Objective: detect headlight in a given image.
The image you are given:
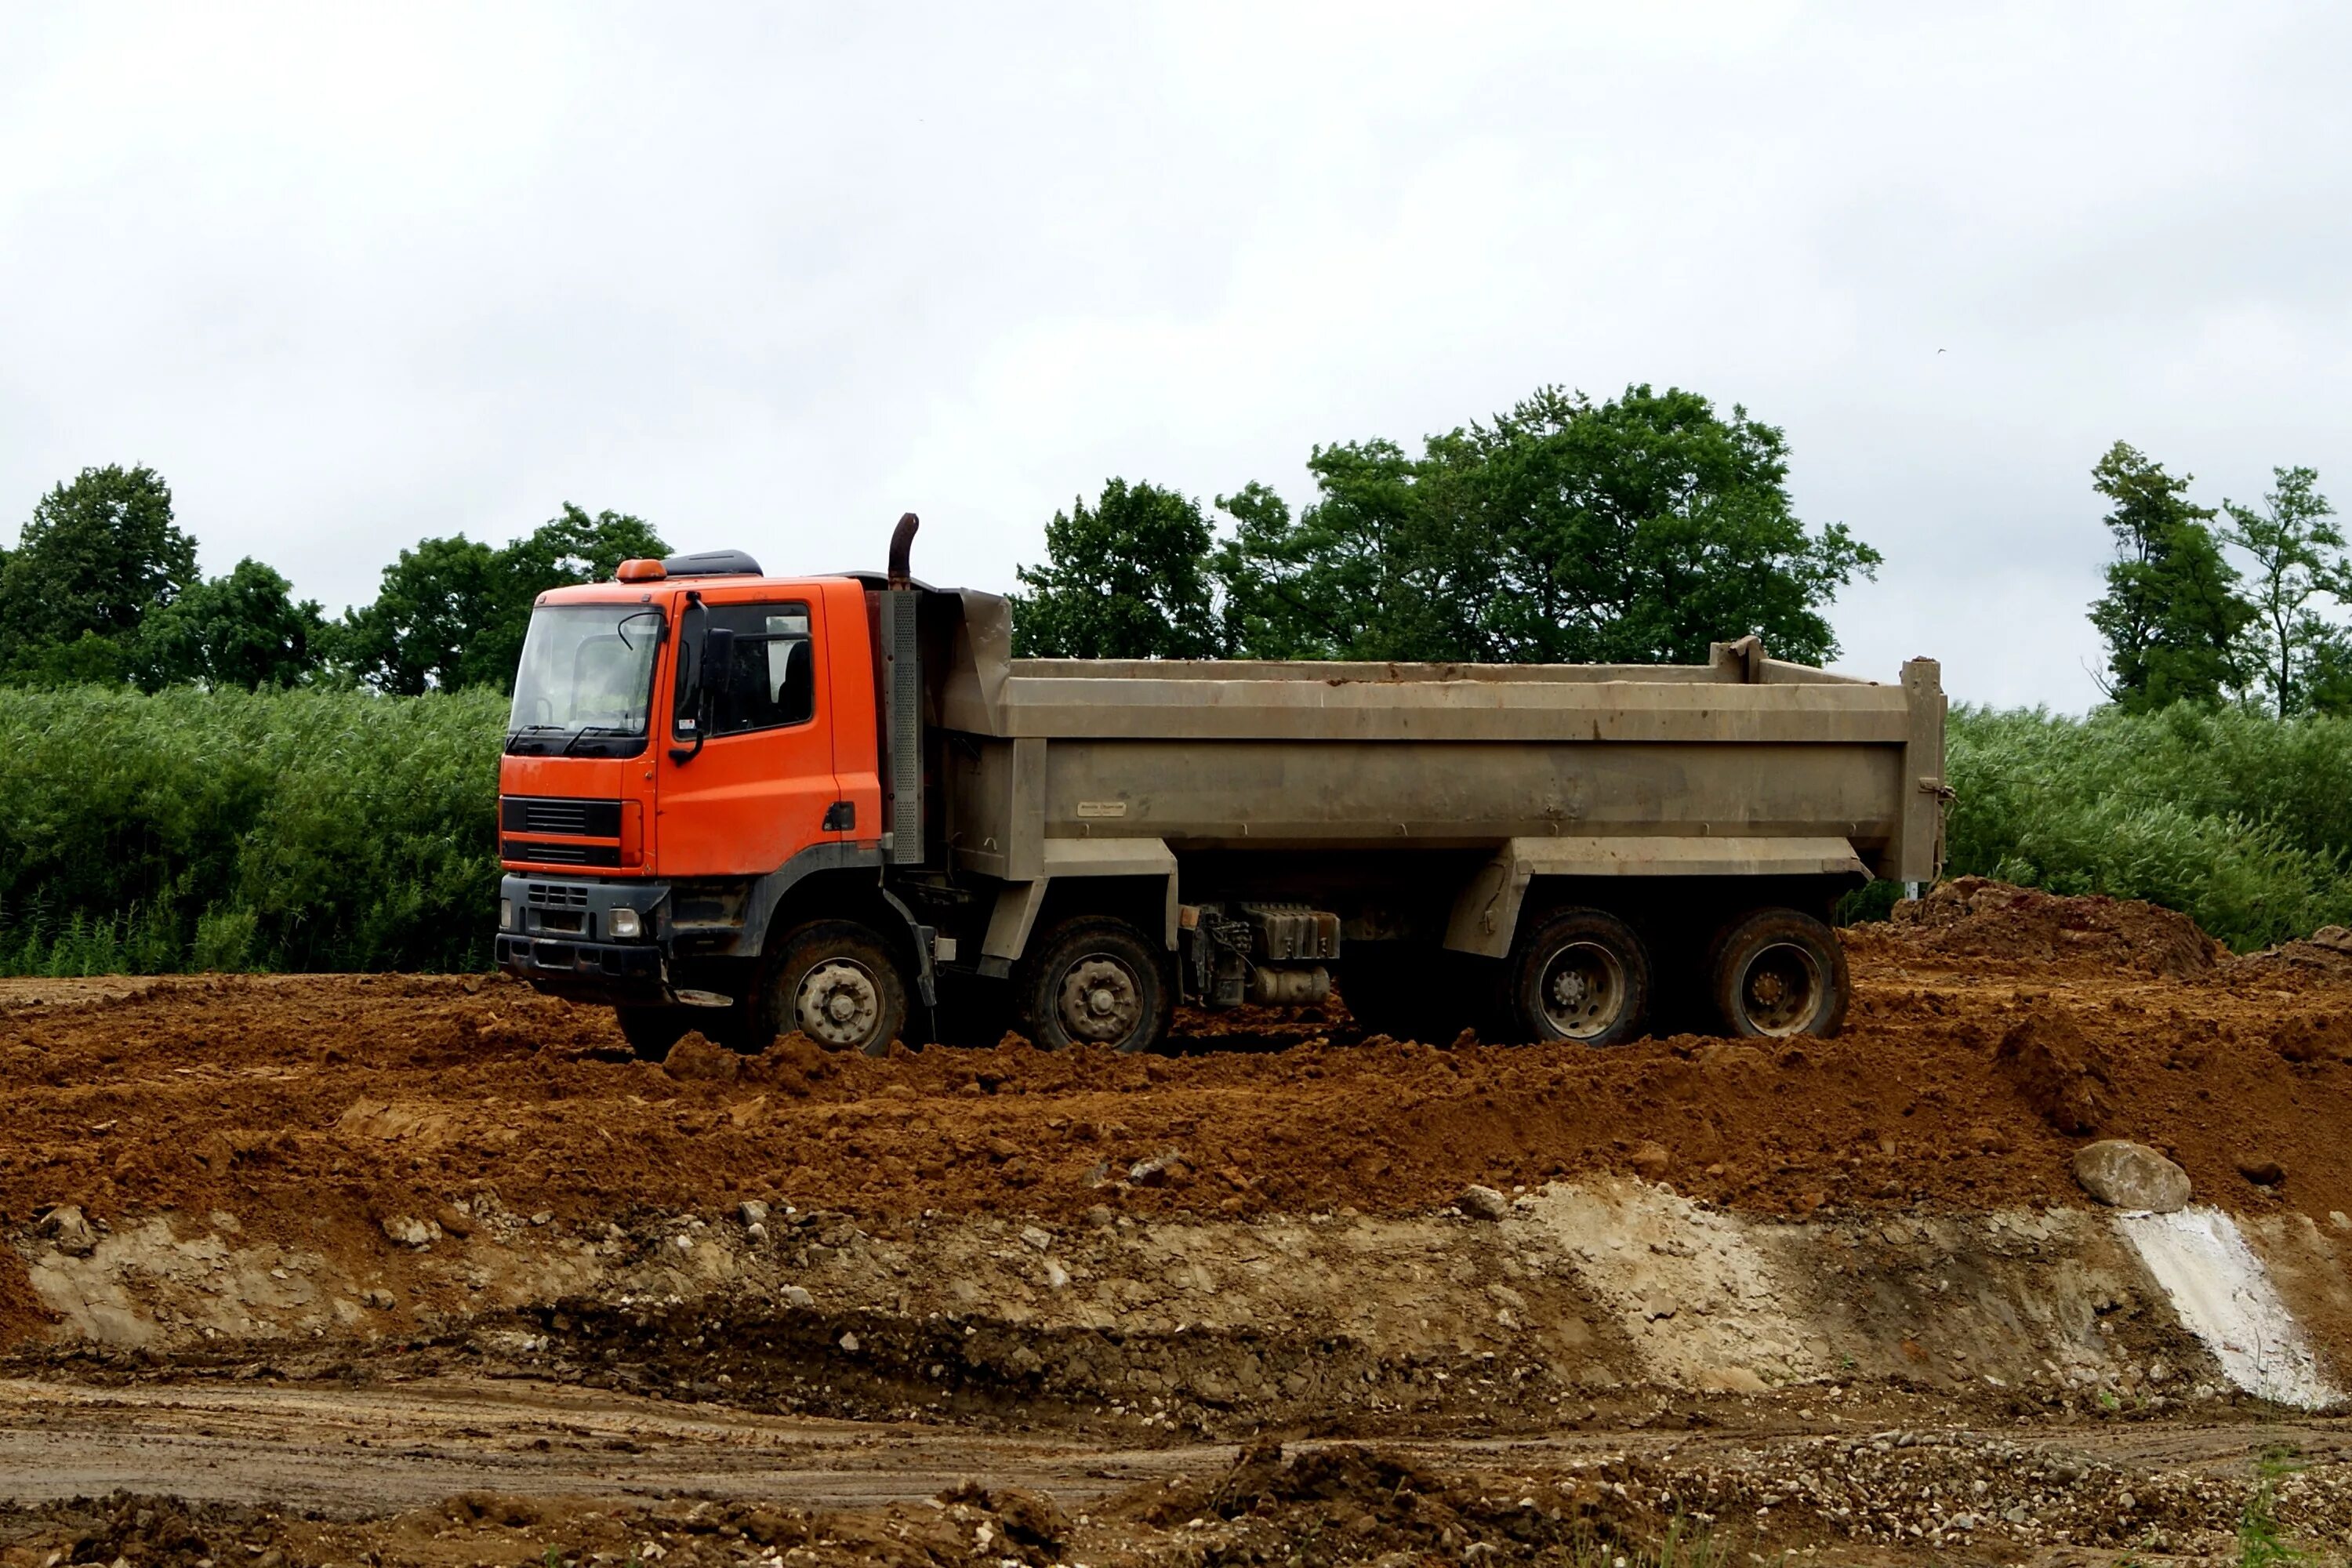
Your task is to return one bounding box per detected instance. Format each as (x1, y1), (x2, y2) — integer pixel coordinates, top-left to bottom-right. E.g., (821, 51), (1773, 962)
(499, 898), (514, 931)
(609, 908), (642, 939)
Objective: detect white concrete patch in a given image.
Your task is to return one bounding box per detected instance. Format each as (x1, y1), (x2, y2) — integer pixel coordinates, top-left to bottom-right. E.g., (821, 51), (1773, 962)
(1527, 1178), (1819, 1391)
(2117, 1206), (2344, 1410)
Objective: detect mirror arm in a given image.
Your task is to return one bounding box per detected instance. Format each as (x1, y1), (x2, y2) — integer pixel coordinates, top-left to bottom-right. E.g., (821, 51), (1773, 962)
(668, 590), (708, 764)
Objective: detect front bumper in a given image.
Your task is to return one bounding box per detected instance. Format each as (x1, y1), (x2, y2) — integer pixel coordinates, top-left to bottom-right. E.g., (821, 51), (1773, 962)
(495, 932), (666, 1004)
(496, 873), (669, 1005)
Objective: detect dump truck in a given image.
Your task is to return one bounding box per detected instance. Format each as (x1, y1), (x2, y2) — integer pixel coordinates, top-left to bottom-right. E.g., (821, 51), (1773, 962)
(495, 517), (1946, 1058)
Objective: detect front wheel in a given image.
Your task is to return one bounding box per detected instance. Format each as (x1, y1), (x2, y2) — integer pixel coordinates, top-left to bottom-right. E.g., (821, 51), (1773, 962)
(760, 920), (912, 1056)
(1502, 907), (1651, 1046)
(1018, 916), (1172, 1053)
(1708, 908), (1848, 1038)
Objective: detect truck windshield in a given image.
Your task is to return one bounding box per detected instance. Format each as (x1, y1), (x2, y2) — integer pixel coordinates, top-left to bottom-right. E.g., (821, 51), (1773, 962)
(506, 605), (665, 757)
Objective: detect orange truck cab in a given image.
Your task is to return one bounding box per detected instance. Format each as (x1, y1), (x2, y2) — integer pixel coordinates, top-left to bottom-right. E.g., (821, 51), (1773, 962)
(495, 542), (920, 1058)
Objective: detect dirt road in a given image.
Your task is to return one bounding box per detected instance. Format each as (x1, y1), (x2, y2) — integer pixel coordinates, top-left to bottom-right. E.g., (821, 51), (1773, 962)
(2, 1372), (2348, 1564)
(0, 1374), (1214, 1512)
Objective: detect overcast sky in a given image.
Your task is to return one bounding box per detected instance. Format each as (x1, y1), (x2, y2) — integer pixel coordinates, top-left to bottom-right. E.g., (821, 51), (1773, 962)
(3, 3), (2347, 709)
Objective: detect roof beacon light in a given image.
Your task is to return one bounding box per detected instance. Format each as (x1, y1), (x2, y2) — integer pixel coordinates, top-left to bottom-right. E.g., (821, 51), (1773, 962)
(615, 558), (667, 583)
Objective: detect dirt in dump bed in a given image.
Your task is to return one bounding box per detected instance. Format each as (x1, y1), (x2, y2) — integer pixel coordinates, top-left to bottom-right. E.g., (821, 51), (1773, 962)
(5, 882), (2352, 1344)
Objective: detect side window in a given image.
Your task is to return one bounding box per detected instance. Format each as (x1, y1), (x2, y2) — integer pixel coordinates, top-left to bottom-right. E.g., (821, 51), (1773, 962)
(706, 603), (816, 738)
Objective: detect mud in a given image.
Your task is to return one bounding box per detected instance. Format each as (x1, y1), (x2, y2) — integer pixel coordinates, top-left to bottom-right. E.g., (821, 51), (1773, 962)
(1, 1389), (2347, 1564)
(6, 884), (2352, 1563)
(10, 906), (2352, 1287)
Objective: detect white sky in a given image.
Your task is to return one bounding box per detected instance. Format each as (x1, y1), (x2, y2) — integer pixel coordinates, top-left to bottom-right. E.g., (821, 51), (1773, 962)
(3, 2), (2347, 710)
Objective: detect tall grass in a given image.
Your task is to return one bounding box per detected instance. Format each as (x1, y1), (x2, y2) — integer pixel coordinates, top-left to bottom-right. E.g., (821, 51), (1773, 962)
(3, 688), (2349, 972)
(0, 685), (505, 974)
(1945, 704), (2352, 951)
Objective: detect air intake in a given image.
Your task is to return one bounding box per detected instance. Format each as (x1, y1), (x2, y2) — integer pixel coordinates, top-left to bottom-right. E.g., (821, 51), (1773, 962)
(661, 550), (764, 578)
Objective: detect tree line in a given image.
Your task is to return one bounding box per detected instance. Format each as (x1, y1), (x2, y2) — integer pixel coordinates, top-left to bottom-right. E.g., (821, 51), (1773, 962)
(1011, 383), (1883, 665)
(7, 382), (2352, 975)
(2086, 442), (2344, 718)
(0, 464), (666, 695)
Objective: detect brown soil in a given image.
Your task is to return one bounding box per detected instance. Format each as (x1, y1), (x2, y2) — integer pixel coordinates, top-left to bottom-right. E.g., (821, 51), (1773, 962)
(6, 882), (2352, 1352)
(10, 885), (2352, 1566)
(0, 1410), (2343, 1568)
(1873, 876), (2230, 978)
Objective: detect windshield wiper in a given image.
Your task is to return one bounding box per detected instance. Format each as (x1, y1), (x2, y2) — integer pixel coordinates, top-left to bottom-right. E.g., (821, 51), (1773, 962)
(505, 724), (567, 755)
(559, 724), (640, 757)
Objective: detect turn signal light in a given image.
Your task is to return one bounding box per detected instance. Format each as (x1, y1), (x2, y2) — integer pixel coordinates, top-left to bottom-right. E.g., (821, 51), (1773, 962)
(615, 557), (666, 583)
(619, 799), (644, 866)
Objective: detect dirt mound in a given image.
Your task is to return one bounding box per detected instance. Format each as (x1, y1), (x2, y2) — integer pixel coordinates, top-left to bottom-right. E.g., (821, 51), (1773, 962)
(1134, 1440), (1650, 1561)
(2249, 923), (2352, 981)
(8, 920), (2352, 1353)
(1996, 1009), (2116, 1134)
(1864, 876), (2227, 977)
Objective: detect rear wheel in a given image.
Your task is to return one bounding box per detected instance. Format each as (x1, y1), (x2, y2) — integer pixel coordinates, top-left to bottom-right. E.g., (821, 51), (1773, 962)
(1018, 916), (1172, 1053)
(1708, 908), (1848, 1038)
(1502, 907), (1651, 1046)
(614, 1005), (693, 1062)
(758, 920), (911, 1056)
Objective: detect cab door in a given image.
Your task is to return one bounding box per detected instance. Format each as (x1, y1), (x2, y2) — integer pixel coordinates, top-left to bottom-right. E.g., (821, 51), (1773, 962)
(654, 589), (846, 879)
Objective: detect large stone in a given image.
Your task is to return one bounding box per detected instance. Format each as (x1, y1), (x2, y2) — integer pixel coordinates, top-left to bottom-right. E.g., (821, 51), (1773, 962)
(1457, 1185), (1510, 1221)
(2072, 1140), (2192, 1213)
(380, 1214), (438, 1248)
(40, 1205), (98, 1258)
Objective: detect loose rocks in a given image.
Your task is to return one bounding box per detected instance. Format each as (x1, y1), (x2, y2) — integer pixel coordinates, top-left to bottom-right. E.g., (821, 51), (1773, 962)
(1458, 1185), (1510, 1221)
(38, 1206), (97, 1258)
(380, 1214), (437, 1248)
(2072, 1140), (2192, 1212)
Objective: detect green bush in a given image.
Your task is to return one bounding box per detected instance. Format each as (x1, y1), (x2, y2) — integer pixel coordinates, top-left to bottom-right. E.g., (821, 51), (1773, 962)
(5, 686), (2350, 972)
(0, 685), (505, 975)
(1945, 704), (2352, 951)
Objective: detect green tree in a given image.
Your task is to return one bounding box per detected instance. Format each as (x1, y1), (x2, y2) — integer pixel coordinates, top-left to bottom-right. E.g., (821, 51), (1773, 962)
(1211, 462), (1439, 659)
(1010, 480), (1223, 658)
(134, 558), (328, 691)
(337, 504), (666, 694)
(1217, 385), (1878, 664)
(2088, 442), (2255, 711)
(336, 535), (499, 695)
(0, 464), (197, 683)
(2220, 466), (2342, 717)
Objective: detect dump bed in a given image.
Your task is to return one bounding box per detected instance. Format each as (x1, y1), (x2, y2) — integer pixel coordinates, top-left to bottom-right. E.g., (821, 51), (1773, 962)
(926, 593), (1944, 897)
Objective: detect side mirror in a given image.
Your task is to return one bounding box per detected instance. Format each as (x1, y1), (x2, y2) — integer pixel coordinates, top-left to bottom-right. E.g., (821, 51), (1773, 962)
(701, 627), (737, 695)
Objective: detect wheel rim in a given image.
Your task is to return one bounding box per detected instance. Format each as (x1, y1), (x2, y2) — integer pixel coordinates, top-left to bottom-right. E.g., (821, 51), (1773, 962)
(794, 958), (883, 1047)
(1739, 941), (1824, 1036)
(1537, 940), (1628, 1040)
(1056, 953), (1144, 1045)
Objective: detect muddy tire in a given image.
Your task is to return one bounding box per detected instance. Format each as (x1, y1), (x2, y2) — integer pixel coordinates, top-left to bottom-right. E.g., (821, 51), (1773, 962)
(1018, 916), (1172, 1053)
(613, 1005), (693, 1062)
(757, 920), (911, 1056)
(1501, 907), (1651, 1045)
(1707, 907), (1848, 1038)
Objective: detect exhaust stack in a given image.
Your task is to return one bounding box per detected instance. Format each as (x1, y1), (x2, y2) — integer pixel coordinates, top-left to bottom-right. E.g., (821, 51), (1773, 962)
(887, 512), (920, 590)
